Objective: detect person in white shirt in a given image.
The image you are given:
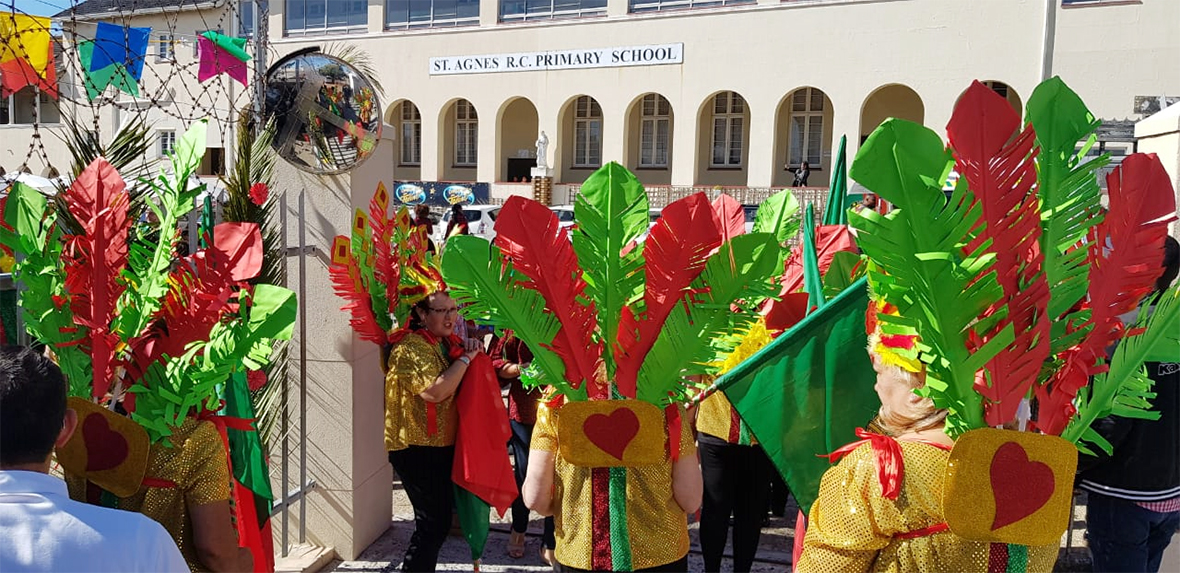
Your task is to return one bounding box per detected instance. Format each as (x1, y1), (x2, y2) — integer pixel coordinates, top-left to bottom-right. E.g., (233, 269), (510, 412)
(0, 346), (188, 573)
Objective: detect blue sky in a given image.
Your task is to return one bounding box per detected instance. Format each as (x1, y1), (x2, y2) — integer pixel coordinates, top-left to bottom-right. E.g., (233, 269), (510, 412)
(7, 0), (68, 17)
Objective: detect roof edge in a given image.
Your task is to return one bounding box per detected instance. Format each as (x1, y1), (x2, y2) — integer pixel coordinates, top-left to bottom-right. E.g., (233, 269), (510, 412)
(54, 0), (222, 21)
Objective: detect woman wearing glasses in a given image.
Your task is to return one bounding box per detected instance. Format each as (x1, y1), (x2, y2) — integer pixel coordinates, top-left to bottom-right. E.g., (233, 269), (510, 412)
(385, 291), (482, 572)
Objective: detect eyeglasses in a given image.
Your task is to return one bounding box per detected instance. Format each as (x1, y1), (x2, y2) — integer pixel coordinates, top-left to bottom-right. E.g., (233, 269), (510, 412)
(428, 307), (460, 317)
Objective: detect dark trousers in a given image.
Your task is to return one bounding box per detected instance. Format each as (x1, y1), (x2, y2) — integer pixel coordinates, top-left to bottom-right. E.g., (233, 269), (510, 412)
(556, 555), (689, 572)
(389, 446), (455, 572)
(1087, 491), (1180, 572)
(509, 419), (557, 549)
(698, 434), (773, 573)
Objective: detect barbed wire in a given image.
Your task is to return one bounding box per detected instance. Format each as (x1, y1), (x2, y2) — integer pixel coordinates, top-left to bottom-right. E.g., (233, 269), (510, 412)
(1, 0), (278, 176)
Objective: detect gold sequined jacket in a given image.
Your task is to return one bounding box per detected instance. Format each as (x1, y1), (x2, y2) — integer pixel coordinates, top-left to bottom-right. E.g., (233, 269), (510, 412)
(384, 331), (457, 451)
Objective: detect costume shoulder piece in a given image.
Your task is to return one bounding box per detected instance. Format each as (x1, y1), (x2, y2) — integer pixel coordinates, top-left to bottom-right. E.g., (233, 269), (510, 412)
(0, 121), (297, 496)
(850, 78), (1178, 561)
(328, 181), (444, 345)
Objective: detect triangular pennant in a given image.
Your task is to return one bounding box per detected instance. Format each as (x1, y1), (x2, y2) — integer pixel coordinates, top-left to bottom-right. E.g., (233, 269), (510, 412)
(0, 13), (51, 77)
(79, 39), (139, 100)
(197, 32), (250, 86)
(88, 21), (149, 81)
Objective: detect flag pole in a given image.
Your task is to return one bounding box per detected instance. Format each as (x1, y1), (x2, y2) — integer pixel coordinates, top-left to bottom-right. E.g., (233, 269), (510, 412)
(1040, 0), (1057, 82)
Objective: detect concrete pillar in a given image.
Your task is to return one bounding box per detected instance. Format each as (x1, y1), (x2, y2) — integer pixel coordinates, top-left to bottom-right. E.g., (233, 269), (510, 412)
(670, 98), (698, 186)
(607, 0), (629, 18)
(367, 0), (385, 33)
(477, 108), (497, 184)
(420, 102), (441, 182)
(272, 154), (393, 561)
(1135, 105), (1180, 236)
(480, 0), (499, 27)
(747, 98), (776, 188)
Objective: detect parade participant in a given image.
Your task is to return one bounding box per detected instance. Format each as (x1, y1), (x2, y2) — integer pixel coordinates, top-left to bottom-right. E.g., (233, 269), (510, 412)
(439, 163), (784, 571)
(489, 331), (556, 564)
(445, 204), (469, 239)
(0, 123), (296, 573)
(696, 380), (774, 573)
(798, 79), (1178, 572)
(329, 182), (515, 570)
(385, 291), (481, 571)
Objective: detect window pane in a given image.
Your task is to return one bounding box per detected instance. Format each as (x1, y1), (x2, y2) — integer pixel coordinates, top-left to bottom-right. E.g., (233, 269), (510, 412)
(409, 0), (432, 23)
(655, 119), (669, 165)
(641, 119), (654, 165)
(327, 0), (348, 26)
(349, 0), (368, 26)
(642, 95), (654, 116)
(240, 1), (254, 36)
(789, 116), (805, 166)
(792, 90), (806, 112)
(575, 122), (587, 164)
(590, 99), (602, 118)
(434, 0), (458, 20)
(387, 0), (409, 24)
(731, 93), (744, 114)
(714, 93), (726, 115)
(657, 95), (670, 116)
(458, 0), (480, 19)
(810, 88), (825, 112)
(306, 0), (325, 28)
(807, 116), (823, 165)
(729, 117), (743, 165)
(712, 118), (725, 165)
(589, 120), (601, 165)
(287, 0), (305, 30)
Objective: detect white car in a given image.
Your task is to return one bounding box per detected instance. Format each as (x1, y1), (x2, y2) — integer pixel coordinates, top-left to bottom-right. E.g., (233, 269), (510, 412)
(432, 205), (501, 246)
(549, 205), (577, 232)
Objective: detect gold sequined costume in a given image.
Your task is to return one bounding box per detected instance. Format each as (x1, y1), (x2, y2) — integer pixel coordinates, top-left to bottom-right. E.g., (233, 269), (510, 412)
(532, 401), (697, 570)
(384, 331), (456, 451)
(796, 439), (1057, 573)
(67, 417), (232, 572)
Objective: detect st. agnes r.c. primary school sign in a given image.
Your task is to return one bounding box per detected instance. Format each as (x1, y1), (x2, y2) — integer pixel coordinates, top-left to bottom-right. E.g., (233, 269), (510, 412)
(429, 43), (684, 75)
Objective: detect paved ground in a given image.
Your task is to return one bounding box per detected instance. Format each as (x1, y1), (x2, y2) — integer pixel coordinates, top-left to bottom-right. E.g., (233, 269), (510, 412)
(321, 478), (1180, 573)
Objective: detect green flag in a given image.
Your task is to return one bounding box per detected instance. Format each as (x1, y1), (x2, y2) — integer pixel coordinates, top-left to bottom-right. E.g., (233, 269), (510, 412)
(714, 277), (879, 513)
(822, 135), (849, 226)
(453, 485), (491, 562)
(802, 204), (825, 311)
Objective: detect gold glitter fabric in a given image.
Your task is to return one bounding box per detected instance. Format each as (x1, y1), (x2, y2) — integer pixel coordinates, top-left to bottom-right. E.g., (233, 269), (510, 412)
(796, 439), (1057, 573)
(696, 392), (757, 445)
(384, 332), (456, 451)
(67, 417), (232, 573)
(532, 401), (697, 570)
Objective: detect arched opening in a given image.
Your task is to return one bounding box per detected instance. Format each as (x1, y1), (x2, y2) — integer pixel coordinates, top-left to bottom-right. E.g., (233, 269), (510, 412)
(496, 97), (539, 183)
(956, 81), (1022, 114)
(695, 90), (749, 187)
(624, 93), (674, 186)
(386, 99), (422, 181)
(860, 84), (924, 146)
(774, 87), (834, 187)
(438, 98), (478, 182)
(558, 95), (603, 184)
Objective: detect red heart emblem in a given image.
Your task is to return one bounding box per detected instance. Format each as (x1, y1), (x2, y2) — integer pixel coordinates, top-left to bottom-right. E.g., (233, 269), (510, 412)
(990, 441), (1055, 530)
(583, 408), (640, 461)
(82, 413), (129, 473)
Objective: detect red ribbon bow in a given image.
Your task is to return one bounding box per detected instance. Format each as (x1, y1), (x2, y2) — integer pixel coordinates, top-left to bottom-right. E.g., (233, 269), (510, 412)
(822, 427), (905, 500)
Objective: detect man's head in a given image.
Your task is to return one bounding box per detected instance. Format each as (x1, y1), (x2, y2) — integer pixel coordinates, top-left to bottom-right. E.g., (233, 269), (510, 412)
(1157, 235), (1179, 293)
(0, 346), (77, 470)
(863, 193), (878, 209)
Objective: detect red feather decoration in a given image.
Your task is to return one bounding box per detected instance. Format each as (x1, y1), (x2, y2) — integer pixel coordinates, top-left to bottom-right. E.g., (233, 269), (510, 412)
(947, 81), (1050, 426)
(328, 237), (388, 345)
(61, 158), (130, 399)
(712, 194), (745, 246)
(493, 196), (601, 390)
(125, 223), (265, 384)
(778, 225), (857, 296)
(613, 193), (722, 398)
(1037, 153), (1177, 435)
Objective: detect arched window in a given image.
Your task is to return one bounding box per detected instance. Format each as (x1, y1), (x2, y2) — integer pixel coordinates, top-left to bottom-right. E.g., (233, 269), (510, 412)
(574, 96), (602, 168)
(788, 87), (825, 168)
(639, 94), (671, 168)
(454, 99), (478, 166)
(711, 91), (744, 167)
(400, 102), (421, 166)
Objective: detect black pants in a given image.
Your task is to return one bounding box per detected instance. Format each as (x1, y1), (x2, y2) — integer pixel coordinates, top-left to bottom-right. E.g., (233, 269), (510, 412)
(556, 555), (689, 572)
(509, 419), (556, 549)
(389, 446), (455, 572)
(698, 434), (773, 573)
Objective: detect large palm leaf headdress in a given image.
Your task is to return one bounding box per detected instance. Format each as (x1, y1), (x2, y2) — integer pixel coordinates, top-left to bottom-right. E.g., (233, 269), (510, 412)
(849, 78), (1178, 553)
(439, 162), (783, 406)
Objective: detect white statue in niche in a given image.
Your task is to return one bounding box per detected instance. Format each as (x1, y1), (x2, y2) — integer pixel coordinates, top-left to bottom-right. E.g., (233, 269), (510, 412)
(535, 131), (549, 170)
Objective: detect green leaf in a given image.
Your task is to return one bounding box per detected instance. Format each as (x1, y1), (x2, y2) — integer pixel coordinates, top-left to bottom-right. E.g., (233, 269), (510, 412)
(172, 120), (208, 180)
(637, 233), (781, 405)
(1, 183), (48, 254)
(1027, 77), (1106, 334)
(1063, 287), (1180, 445)
(753, 189), (801, 270)
(571, 163), (649, 378)
(248, 285), (298, 341)
(822, 251), (866, 299)
(441, 235), (586, 401)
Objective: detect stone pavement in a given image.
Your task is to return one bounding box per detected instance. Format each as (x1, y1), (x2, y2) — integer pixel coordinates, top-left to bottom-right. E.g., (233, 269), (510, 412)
(319, 478), (1180, 573)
